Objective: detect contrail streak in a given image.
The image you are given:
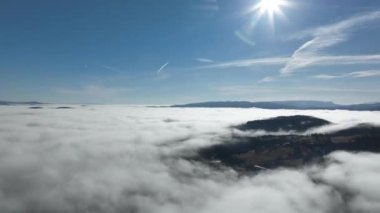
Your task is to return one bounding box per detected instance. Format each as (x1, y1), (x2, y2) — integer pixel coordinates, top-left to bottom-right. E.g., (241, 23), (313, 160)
(157, 62), (169, 73)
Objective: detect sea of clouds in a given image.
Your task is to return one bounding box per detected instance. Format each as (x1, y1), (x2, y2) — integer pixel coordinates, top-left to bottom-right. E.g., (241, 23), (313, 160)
(0, 105), (380, 213)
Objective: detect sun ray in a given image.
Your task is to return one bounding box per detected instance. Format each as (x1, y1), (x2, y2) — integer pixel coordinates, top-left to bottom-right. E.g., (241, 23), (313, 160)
(250, 0), (289, 21)
(247, 0), (290, 31)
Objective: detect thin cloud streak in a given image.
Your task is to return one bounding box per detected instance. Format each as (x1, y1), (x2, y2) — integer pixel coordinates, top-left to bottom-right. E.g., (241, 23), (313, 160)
(154, 62), (171, 81)
(195, 54), (380, 70)
(281, 11), (380, 74)
(313, 70), (380, 79)
(260, 76), (276, 83)
(196, 57), (288, 69)
(196, 58), (214, 63)
(101, 65), (123, 74)
(156, 62), (169, 74)
(193, 11), (380, 84)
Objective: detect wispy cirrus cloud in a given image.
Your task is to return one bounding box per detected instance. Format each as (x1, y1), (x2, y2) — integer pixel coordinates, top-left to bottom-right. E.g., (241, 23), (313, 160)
(313, 70), (380, 79)
(101, 65), (123, 74)
(281, 11), (380, 75)
(196, 54), (380, 70)
(196, 58), (214, 63)
(194, 11), (380, 83)
(259, 76), (277, 83)
(197, 57), (289, 69)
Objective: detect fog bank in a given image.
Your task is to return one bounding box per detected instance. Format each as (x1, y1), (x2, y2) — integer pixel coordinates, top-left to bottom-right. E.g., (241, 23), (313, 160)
(0, 106), (379, 212)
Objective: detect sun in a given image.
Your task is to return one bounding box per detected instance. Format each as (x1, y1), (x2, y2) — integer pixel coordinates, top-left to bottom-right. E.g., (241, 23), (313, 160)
(251, 0), (289, 21)
(237, 0), (291, 45)
(257, 0), (287, 14)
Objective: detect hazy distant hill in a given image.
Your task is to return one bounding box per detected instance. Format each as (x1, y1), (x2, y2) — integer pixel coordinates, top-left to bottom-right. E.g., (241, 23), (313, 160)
(172, 100), (380, 111)
(342, 103), (380, 111)
(0, 101), (43, 105)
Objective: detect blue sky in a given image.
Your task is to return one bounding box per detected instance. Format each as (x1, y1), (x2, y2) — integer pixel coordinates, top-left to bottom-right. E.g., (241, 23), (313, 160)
(1, 0), (380, 104)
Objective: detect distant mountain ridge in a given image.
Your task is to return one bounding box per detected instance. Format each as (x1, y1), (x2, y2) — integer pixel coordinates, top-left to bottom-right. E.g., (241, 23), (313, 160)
(172, 100), (380, 111)
(0, 100), (43, 105)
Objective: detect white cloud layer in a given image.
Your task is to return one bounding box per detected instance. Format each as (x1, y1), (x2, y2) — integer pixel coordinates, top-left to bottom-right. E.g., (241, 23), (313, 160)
(0, 106), (380, 212)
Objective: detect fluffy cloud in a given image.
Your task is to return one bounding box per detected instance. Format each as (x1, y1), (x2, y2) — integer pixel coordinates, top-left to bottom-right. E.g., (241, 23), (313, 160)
(0, 106), (379, 212)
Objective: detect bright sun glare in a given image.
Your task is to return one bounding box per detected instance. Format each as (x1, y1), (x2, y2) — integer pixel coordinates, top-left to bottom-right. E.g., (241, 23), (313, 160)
(257, 0), (287, 13)
(253, 0), (289, 21)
